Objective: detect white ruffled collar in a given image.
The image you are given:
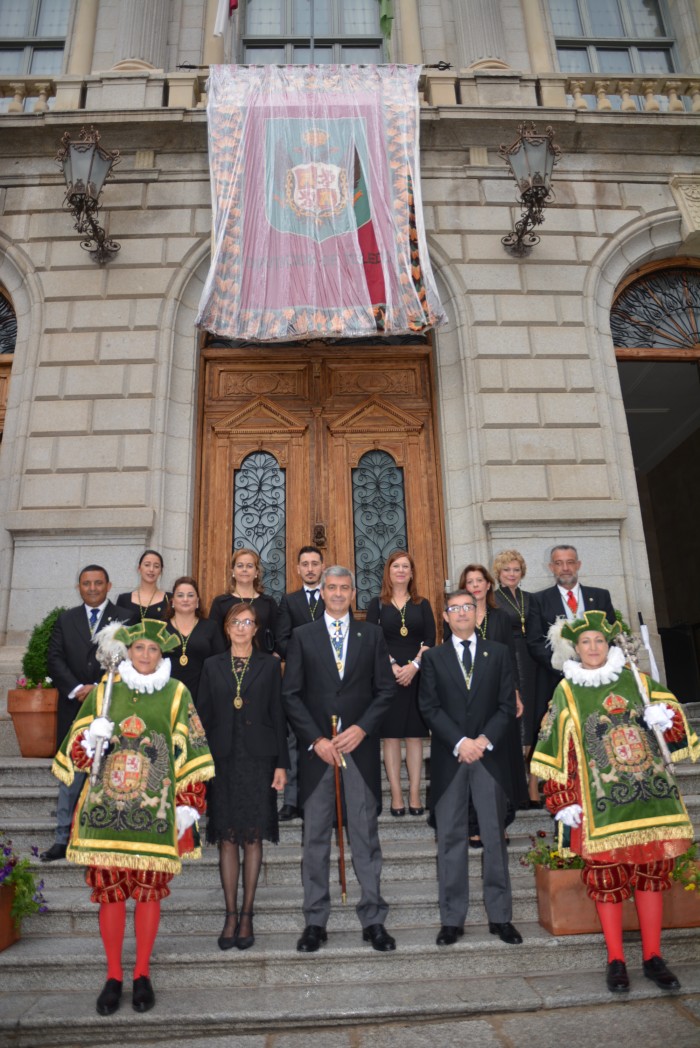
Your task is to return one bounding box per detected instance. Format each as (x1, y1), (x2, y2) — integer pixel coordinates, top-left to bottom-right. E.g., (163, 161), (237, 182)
(118, 657), (171, 694)
(562, 644), (626, 687)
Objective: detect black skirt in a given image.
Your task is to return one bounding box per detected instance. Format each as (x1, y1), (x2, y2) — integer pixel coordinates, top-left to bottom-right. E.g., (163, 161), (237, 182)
(206, 724), (279, 846)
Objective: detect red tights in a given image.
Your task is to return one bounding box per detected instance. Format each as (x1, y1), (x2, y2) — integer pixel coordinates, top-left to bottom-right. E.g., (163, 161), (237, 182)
(98, 900), (161, 981)
(595, 889), (664, 963)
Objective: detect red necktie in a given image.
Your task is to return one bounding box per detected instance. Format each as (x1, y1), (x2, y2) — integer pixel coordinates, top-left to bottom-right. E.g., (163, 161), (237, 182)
(566, 590), (577, 614)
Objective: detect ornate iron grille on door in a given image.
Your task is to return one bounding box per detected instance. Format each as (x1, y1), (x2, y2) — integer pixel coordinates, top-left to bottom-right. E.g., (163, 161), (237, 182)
(352, 449), (407, 609)
(233, 450), (286, 602)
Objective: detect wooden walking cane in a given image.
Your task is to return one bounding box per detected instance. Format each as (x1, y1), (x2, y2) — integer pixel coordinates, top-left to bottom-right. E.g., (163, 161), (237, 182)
(331, 715), (347, 904)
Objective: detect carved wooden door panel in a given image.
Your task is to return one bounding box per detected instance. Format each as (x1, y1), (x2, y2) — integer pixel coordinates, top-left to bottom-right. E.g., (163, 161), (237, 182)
(196, 344), (447, 617)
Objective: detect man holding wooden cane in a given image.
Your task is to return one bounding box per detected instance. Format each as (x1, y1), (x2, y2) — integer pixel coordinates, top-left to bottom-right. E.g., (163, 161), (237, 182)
(282, 565), (396, 953)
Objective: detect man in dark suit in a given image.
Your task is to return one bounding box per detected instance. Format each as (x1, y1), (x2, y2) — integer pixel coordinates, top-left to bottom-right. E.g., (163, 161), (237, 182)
(282, 565), (396, 953)
(276, 545), (325, 821)
(40, 565), (119, 861)
(419, 590), (522, 946)
(526, 544), (616, 704)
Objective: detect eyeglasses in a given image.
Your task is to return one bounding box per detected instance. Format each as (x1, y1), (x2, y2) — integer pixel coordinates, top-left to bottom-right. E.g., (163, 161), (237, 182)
(230, 619), (255, 628)
(445, 603), (476, 614)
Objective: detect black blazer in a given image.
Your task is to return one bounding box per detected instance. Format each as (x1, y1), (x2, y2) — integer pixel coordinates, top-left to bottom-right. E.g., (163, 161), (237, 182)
(208, 592), (279, 654)
(419, 636), (519, 809)
(275, 588), (326, 658)
(47, 601), (121, 746)
(444, 604), (519, 689)
(197, 649), (289, 766)
(525, 584), (616, 706)
(282, 617), (395, 807)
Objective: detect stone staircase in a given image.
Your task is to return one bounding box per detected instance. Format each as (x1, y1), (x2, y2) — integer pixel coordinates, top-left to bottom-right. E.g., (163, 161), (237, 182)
(1, 698), (699, 1047)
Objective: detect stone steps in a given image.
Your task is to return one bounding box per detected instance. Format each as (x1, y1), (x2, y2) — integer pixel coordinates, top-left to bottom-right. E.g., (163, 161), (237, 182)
(0, 700), (698, 1046)
(19, 872), (548, 938)
(2, 963), (699, 1048)
(1, 924), (697, 994)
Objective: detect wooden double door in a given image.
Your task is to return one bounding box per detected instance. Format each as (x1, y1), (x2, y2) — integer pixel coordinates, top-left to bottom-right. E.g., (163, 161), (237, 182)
(196, 343), (447, 616)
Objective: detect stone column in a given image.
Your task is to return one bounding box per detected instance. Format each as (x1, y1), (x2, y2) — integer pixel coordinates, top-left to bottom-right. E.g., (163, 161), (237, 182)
(521, 0), (554, 72)
(203, 0), (225, 66)
(398, 0), (422, 64)
(113, 0), (169, 70)
(67, 0), (99, 74)
(455, 0), (510, 69)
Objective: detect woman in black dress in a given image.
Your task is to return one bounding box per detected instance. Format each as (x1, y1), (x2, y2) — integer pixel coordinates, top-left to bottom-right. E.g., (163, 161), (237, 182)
(116, 549), (171, 623)
(165, 576), (227, 706)
(366, 551), (436, 815)
(208, 548), (279, 655)
(458, 563), (528, 842)
(197, 603), (288, 952)
(492, 549), (541, 807)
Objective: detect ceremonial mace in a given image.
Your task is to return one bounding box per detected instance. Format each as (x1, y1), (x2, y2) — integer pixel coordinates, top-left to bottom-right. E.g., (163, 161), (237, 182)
(615, 632), (675, 776)
(331, 715), (347, 904)
(90, 625), (127, 786)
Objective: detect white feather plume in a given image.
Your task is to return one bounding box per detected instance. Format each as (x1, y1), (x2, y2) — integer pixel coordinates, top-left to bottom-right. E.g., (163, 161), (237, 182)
(95, 620), (129, 670)
(546, 616), (577, 671)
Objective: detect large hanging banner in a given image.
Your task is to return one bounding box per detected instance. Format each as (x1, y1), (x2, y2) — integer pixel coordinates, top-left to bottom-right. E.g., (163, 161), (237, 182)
(197, 64), (446, 342)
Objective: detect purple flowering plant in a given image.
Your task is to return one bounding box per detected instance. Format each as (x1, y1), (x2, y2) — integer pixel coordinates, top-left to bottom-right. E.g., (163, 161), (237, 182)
(0, 834), (48, 927)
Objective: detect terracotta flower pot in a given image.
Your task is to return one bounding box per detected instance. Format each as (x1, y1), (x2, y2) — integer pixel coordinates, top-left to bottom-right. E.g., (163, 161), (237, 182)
(534, 865), (700, 935)
(7, 688), (59, 758)
(0, 884), (20, 953)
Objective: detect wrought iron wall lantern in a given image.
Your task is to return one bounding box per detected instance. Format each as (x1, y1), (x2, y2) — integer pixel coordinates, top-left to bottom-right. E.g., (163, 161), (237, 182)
(55, 126), (121, 264)
(499, 123), (561, 257)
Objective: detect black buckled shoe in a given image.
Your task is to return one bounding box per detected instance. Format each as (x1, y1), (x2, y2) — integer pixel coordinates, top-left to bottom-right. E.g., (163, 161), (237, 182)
(362, 923), (396, 952)
(132, 975), (156, 1013)
(606, 959), (630, 993)
(96, 978), (122, 1016)
(643, 955), (681, 990)
(488, 921), (523, 945)
(40, 843), (67, 862)
(296, 924), (327, 952)
(436, 925), (463, 946)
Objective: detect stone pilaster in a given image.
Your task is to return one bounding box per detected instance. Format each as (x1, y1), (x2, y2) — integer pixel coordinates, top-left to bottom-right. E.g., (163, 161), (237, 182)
(399, 0), (422, 64)
(67, 0), (99, 74)
(203, 0), (225, 66)
(113, 0), (169, 70)
(520, 0), (554, 73)
(455, 0), (510, 70)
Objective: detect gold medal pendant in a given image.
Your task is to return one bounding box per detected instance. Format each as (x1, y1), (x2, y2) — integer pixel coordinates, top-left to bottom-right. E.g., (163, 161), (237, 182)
(400, 625), (408, 637)
(180, 654), (189, 666)
(336, 660), (343, 671)
(234, 694), (243, 710)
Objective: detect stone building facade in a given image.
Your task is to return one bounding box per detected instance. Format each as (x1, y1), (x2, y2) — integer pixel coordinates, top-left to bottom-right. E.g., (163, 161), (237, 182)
(1, 1), (699, 687)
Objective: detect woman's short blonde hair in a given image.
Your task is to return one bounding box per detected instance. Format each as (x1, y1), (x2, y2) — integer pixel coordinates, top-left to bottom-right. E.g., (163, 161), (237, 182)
(492, 549), (527, 580)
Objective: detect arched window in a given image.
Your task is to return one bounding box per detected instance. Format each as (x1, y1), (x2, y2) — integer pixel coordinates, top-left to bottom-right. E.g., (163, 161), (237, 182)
(233, 450), (286, 601)
(611, 263), (700, 356)
(352, 449), (407, 609)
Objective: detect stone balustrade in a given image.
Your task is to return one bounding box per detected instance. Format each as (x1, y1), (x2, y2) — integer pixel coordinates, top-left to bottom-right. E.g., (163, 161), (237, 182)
(1, 70), (698, 116)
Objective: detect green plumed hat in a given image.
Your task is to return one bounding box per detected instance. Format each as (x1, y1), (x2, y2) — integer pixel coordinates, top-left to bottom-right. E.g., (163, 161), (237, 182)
(112, 618), (180, 654)
(560, 610), (621, 645)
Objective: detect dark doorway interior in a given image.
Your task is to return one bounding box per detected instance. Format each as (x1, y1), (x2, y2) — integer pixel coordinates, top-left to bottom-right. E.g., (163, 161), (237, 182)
(619, 359), (700, 701)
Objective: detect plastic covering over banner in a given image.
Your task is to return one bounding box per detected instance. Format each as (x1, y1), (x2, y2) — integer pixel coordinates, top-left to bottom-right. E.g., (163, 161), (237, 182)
(197, 64), (446, 342)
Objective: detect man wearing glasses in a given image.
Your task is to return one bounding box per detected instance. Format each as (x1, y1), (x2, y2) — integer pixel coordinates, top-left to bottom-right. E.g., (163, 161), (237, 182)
(419, 591), (522, 947)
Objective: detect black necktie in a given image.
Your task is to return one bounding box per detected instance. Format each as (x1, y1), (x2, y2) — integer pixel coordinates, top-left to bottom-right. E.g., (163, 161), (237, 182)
(462, 641), (472, 673)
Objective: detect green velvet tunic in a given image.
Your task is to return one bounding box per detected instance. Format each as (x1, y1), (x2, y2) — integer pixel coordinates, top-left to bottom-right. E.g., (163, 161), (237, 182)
(52, 675), (214, 875)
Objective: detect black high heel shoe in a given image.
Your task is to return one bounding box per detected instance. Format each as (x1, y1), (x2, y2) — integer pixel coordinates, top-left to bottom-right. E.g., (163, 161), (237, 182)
(408, 805), (424, 816)
(236, 911), (255, 950)
(217, 911), (238, 951)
